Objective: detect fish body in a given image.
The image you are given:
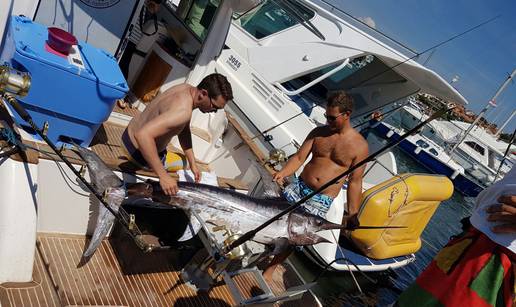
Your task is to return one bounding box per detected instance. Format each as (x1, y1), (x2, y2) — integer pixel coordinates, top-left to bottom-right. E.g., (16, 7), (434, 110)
(127, 181), (350, 248)
(74, 147), (351, 258)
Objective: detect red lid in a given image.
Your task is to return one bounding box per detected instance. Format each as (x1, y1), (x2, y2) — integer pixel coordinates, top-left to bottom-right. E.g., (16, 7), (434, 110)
(47, 27), (77, 55)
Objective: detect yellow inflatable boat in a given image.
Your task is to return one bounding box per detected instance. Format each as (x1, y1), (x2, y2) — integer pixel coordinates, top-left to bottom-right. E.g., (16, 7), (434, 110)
(304, 173), (453, 272)
(352, 173), (453, 259)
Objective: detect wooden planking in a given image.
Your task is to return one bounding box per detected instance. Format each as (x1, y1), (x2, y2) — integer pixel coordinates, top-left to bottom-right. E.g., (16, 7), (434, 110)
(0, 234), (318, 306)
(112, 103), (141, 118)
(0, 241), (61, 307)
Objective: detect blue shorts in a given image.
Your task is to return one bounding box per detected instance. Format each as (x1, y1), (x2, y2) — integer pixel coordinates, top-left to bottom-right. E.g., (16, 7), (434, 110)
(282, 177), (334, 219)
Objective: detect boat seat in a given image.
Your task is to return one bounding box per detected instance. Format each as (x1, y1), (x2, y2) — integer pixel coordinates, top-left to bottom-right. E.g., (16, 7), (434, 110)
(351, 173), (453, 259)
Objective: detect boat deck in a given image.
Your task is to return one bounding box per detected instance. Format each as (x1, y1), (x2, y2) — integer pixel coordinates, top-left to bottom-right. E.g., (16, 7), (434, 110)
(0, 229), (319, 307)
(0, 103), (320, 306)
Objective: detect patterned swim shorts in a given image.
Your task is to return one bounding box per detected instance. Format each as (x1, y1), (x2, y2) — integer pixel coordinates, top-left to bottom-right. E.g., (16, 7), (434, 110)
(282, 177), (334, 219)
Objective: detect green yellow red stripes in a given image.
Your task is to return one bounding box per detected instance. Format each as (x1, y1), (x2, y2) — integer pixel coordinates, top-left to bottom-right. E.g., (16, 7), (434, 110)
(396, 227), (514, 307)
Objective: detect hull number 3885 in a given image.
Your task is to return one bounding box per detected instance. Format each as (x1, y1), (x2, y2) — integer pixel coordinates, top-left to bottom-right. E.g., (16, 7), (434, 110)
(226, 55), (241, 71)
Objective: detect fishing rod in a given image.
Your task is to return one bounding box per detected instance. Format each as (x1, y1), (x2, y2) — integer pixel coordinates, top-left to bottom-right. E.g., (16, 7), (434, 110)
(351, 14), (500, 90)
(224, 107), (452, 253)
(237, 14), (500, 145)
(233, 97), (411, 151)
(1, 93), (133, 231)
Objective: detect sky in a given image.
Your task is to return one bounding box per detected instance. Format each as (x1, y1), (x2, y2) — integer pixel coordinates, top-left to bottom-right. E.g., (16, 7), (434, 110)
(324, 0), (516, 134)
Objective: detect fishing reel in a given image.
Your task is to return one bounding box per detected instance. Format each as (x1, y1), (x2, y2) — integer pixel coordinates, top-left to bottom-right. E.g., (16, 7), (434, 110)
(0, 65), (31, 97)
(212, 225), (249, 260)
(268, 148), (286, 169)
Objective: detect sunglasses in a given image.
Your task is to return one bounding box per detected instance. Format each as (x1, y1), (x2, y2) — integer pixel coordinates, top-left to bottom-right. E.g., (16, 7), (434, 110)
(324, 112), (347, 121)
(209, 97), (225, 111)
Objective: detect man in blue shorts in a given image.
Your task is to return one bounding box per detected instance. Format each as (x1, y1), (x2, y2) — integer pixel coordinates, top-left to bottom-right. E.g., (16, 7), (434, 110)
(264, 90), (369, 283)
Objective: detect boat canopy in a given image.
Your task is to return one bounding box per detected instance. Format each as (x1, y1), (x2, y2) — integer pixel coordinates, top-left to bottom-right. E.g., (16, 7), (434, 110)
(237, 0), (468, 106)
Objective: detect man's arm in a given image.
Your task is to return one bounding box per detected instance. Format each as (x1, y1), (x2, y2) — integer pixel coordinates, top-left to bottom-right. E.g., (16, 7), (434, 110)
(134, 109), (188, 195)
(272, 128), (318, 185)
(345, 141), (369, 216)
(178, 122), (201, 182)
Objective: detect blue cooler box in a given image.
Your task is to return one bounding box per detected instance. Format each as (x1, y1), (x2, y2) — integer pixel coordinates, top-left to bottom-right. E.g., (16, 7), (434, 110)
(1, 16), (128, 146)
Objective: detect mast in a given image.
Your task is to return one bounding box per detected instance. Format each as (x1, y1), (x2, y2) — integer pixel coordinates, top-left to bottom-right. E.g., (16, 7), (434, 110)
(495, 109), (516, 138)
(449, 68), (516, 153)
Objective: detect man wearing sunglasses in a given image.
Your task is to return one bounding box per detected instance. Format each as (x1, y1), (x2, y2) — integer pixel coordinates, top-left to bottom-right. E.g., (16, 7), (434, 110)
(122, 73), (233, 195)
(265, 90), (368, 283)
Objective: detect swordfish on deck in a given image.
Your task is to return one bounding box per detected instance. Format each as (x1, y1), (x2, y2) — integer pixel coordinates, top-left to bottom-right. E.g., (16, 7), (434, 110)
(74, 146), (359, 260)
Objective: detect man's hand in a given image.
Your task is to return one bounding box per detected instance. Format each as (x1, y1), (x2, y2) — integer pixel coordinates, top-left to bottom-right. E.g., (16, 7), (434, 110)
(272, 171), (286, 186)
(191, 163), (201, 183)
(159, 174), (179, 196)
(342, 213), (360, 230)
(486, 195), (516, 234)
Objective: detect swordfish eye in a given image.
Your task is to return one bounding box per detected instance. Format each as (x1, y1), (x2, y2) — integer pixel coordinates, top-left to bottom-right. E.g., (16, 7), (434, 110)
(316, 219), (323, 226)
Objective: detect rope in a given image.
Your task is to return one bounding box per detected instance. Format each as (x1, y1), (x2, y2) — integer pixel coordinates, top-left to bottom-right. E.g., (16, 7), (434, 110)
(0, 126), (28, 151)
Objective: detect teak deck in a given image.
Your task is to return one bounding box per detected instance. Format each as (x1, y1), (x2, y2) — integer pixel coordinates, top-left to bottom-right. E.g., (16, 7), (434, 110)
(0, 232), (318, 307)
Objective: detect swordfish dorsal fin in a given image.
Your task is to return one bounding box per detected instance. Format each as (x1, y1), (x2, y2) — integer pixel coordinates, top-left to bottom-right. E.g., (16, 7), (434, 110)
(72, 146), (125, 264)
(72, 145), (123, 192)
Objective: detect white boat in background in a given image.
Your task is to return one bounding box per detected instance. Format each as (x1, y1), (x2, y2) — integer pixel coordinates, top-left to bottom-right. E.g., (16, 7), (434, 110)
(375, 95), (515, 197)
(439, 121), (515, 181)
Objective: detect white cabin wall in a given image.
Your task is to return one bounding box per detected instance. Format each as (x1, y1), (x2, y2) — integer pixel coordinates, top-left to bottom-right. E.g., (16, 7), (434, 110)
(36, 159), (94, 235)
(12, 0), (39, 19)
(34, 0), (137, 55)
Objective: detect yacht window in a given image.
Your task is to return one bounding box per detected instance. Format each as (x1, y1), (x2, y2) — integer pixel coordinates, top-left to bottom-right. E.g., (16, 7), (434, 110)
(429, 148), (438, 156)
(183, 0), (220, 40)
(416, 139), (430, 149)
(280, 55), (375, 115)
(465, 141), (485, 156)
(236, 0), (315, 39)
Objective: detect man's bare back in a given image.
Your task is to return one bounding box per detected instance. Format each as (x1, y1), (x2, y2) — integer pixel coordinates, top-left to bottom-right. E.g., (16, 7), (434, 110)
(122, 73), (233, 195)
(127, 83), (194, 152)
(300, 126), (368, 198)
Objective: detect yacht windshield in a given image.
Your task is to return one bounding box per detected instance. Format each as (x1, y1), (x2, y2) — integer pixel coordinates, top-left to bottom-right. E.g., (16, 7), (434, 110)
(416, 139), (430, 149)
(234, 0), (315, 39)
(280, 55), (376, 116)
(465, 141), (485, 156)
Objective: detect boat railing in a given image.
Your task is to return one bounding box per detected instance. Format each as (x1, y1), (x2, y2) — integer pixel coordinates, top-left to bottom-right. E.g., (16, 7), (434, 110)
(314, 0), (417, 58)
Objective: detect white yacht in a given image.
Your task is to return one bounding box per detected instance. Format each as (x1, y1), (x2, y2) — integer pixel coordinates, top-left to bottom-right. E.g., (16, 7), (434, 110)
(215, 0), (464, 271)
(439, 121), (515, 182)
(0, 1), (466, 305)
(377, 97), (514, 196)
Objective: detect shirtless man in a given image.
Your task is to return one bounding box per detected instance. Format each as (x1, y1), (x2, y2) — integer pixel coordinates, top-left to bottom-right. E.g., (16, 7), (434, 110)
(264, 90), (369, 282)
(122, 73), (233, 195)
